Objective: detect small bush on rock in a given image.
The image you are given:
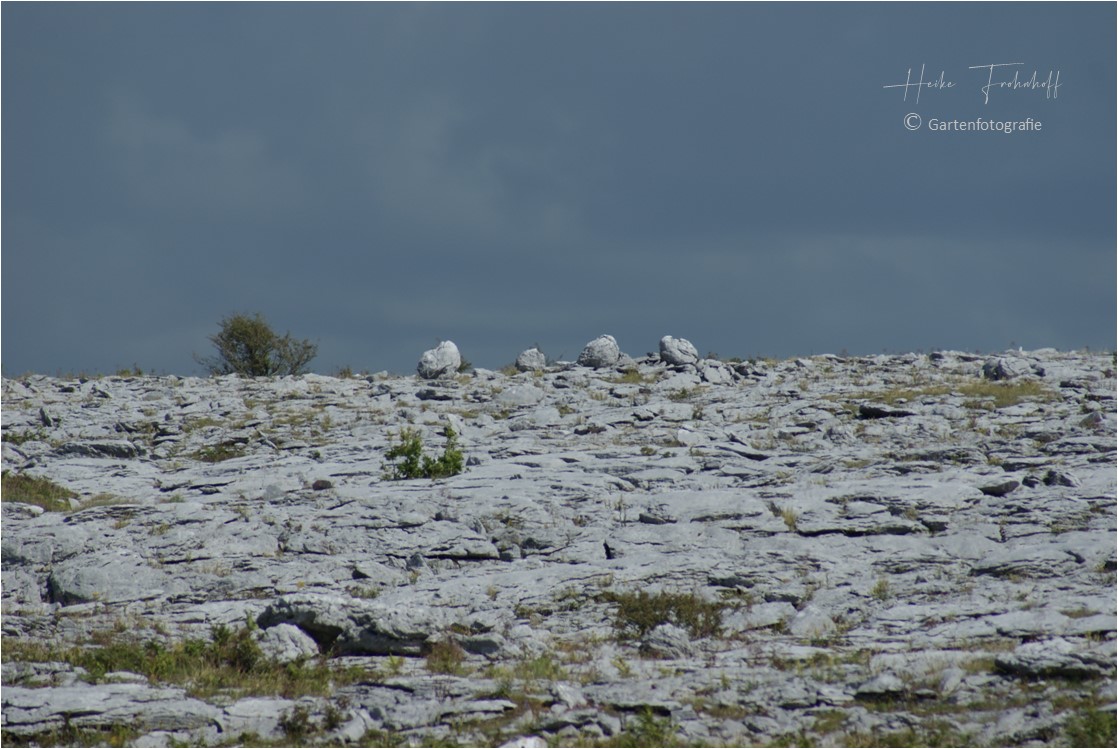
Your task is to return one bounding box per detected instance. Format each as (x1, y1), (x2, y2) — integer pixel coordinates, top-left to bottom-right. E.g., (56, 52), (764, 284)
(424, 638), (467, 675)
(383, 427), (464, 480)
(600, 590), (724, 640)
(196, 313), (317, 377)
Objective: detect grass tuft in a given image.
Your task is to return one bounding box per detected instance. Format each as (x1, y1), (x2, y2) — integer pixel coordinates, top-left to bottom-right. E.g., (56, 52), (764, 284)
(1, 470), (77, 512)
(424, 638), (467, 675)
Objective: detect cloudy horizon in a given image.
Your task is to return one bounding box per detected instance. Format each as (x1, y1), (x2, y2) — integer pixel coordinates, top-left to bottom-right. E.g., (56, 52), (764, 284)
(3, 2), (1114, 377)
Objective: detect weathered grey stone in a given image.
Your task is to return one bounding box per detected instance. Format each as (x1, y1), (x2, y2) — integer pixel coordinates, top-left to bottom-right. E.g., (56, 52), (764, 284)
(857, 403), (915, 419)
(56, 440), (143, 459)
(508, 406), (562, 431)
(500, 736), (549, 748)
(258, 593), (459, 656)
(787, 605), (837, 639)
(219, 697), (294, 739)
(496, 384), (545, 408)
(417, 341), (462, 379)
(723, 602), (797, 632)
(1, 683), (221, 736)
(979, 479), (1019, 497)
(995, 638), (1114, 680)
(641, 623), (694, 658)
(700, 363), (734, 385)
(516, 348), (548, 372)
(2, 661), (89, 688)
(659, 336), (699, 367)
(256, 622), (320, 663)
(1042, 469), (1080, 487)
(854, 673), (907, 700)
(972, 545), (1082, 579)
(983, 356), (1036, 381)
(47, 549), (177, 605)
(577, 335), (621, 369)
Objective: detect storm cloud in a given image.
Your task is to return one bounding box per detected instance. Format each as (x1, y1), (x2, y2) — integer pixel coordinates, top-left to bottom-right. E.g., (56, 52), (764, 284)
(3, 3), (1113, 375)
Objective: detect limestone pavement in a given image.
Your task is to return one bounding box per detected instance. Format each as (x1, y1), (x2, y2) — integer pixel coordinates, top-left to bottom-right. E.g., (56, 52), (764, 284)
(1, 341), (1115, 746)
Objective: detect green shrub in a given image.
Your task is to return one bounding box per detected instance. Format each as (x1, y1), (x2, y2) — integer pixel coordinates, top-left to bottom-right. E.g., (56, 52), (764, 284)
(424, 638), (467, 675)
(600, 590), (724, 640)
(383, 427), (464, 480)
(195, 313), (317, 377)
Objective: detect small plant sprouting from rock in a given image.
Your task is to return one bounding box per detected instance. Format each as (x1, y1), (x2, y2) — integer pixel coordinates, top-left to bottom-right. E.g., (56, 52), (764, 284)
(870, 578), (891, 601)
(424, 638), (467, 675)
(348, 585), (381, 600)
(279, 705), (311, 741)
(383, 426), (464, 480)
(765, 499), (800, 532)
(782, 507), (800, 532)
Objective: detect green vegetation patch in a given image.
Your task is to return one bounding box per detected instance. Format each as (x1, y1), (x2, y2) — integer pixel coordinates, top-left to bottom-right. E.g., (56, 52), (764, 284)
(605, 709), (684, 747)
(0, 722), (140, 749)
(1064, 707), (1118, 747)
(599, 590), (725, 640)
(424, 638), (467, 675)
(383, 426), (464, 480)
(191, 441), (248, 463)
(955, 379), (1054, 409)
(1, 470), (77, 512)
(2, 622), (366, 700)
(1, 428), (50, 446)
(612, 368), (657, 385)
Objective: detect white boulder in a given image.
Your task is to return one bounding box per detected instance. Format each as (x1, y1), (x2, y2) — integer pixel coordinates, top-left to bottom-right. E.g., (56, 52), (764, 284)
(515, 348), (548, 372)
(577, 335), (621, 369)
(417, 341), (462, 379)
(659, 335), (699, 366)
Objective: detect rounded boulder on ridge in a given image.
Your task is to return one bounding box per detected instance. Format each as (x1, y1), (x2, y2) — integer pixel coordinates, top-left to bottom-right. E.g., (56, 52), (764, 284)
(515, 348), (548, 372)
(577, 335), (621, 369)
(659, 335), (700, 367)
(417, 341), (462, 379)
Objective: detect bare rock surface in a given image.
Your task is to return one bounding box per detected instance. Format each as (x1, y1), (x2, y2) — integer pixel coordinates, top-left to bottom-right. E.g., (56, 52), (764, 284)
(2, 348), (1115, 746)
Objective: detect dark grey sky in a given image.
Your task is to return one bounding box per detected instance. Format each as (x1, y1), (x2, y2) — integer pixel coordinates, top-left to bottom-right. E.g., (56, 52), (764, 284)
(3, 2), (1114, 376)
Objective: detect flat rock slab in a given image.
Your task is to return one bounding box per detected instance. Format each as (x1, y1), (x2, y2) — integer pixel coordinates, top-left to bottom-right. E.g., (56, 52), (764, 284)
(1, 683), (221, 736)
